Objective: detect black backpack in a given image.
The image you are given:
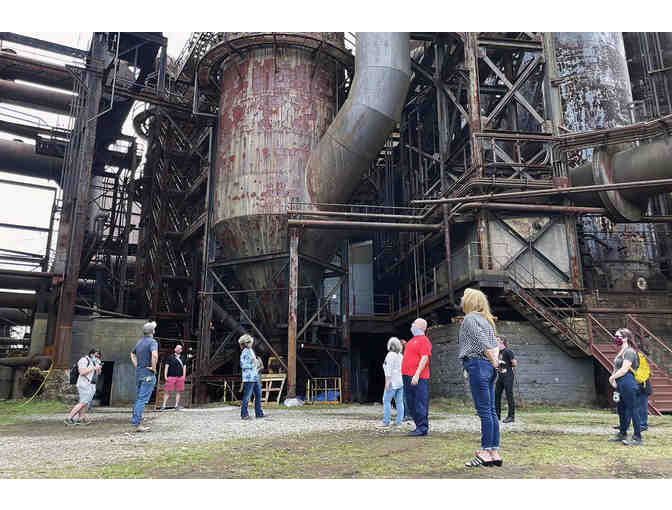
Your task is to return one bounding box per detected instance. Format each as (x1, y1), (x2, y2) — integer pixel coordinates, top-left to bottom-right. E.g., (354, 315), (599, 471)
(69, 358), (91, 384)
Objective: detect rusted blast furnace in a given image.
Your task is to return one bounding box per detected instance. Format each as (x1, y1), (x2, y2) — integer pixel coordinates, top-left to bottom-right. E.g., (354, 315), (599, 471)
(212, 33), (349, 335)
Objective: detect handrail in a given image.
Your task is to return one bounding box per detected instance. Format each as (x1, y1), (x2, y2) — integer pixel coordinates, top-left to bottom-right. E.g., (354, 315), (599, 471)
(627, 314), (672, 358)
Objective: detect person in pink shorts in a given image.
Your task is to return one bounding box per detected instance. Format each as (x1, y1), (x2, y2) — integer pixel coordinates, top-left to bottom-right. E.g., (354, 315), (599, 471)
(160, 344), (186, 411)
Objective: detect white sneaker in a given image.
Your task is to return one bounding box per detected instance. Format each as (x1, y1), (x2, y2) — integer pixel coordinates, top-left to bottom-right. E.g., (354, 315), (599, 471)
(375, 422), (391, 429)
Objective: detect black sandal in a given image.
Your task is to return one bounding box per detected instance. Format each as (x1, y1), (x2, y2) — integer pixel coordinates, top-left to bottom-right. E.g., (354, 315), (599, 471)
(465, 454), (493, 467)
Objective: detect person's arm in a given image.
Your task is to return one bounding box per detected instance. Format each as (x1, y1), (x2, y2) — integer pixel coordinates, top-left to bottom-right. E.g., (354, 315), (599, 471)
(411, 355), (428, 385)
(130, 350), (137, 368)
(182, 362), (186, 379)
(383, 353), (393, 390)
(164, 361), (169, 381)
(151, 350), (158, 372)
(609, 359), (632, 387)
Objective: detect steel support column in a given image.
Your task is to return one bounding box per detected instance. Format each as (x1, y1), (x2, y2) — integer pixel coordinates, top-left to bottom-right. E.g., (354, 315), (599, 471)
(196, 126), (216, 403)
(52, 34), (104, 368)
(287, 228), (299, 399)
(435, 38), (455, 305)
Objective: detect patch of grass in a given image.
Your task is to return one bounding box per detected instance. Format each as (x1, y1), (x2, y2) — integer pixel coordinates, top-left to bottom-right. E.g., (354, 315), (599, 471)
(0, 399), (69, 426)
(41, 420), (672, 479)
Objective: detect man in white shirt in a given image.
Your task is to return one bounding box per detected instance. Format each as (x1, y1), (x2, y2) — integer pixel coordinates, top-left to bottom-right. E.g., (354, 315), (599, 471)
(65, 348), (101, 425)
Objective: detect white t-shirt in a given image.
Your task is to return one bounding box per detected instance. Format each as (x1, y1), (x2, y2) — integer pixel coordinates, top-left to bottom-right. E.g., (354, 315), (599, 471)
(383, 351), (403, 389)
(77, 356), (95, 386)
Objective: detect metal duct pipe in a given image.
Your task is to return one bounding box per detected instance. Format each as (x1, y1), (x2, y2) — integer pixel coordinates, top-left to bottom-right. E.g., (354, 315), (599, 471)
(569, 136), (672, 221)
(0, 78), (74, 115)
(0, 270), (52, 290)
(0, 139), (62, 182)
(0, 292), (36, 308)
(0, 51), (75, 91)
(306, 32), (411, 205)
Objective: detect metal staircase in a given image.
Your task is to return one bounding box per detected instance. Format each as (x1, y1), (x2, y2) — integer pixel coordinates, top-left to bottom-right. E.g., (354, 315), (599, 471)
(502, 259), (672, 414)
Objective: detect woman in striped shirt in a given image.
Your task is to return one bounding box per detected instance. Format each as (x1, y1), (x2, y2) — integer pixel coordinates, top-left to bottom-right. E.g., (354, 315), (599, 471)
(458, 288), (502, 467)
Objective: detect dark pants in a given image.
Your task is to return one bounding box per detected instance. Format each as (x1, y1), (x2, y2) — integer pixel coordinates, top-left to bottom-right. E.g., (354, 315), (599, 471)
(495, 374), (515, 419)
(241, 381), (264, 418)
(637, 385), (649, 428)
(403, 374), (429, 434)
(617, 372), (642, 440)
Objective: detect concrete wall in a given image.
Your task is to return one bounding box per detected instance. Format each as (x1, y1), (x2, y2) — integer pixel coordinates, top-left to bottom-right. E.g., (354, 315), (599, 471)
(428, 321), (597, 405)
(29, 313), (48, 356)
(71, 318), (146, 405)
(0, 366), (12, 399)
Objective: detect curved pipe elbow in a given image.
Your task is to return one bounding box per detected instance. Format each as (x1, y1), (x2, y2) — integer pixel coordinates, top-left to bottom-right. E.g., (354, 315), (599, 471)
(305, 32), (411, 205)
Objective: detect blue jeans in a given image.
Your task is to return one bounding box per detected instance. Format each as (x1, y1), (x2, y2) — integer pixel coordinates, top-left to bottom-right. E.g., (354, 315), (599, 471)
(465, 358), (500, 450)
(382, 386), (404, 425)
(616, 372), (642, 439)
(637, 388), (649, 428)
(132, 368), (156, 427)
(241, 381), (263, 418)
(403, 374), (429, 434)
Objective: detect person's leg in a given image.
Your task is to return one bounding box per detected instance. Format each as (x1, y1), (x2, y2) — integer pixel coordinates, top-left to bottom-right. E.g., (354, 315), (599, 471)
(637, 388), (648, 429)
(132, 373), (156, 427)
(382, 388), (393, 425)
(488, 376), (500, 450)
(253, 381), (263, 417)
(402, 378), (411, 420)
(175, 392), (181, 408)
(67, 402), (85, 420)
(241, 382), (253, 418)
(616, 389), (627, 437)
(468, 360), (494, 450)
(394, 387), (404, 425)
(504, 375), (515, 419)
(494, 378), (503, 420)
(414, 379), (429, 434)
(162, 390), (169, 409)
(623, 377), (642, 440)
(403, 375), (416, 425)
(618, 376), (641, 439)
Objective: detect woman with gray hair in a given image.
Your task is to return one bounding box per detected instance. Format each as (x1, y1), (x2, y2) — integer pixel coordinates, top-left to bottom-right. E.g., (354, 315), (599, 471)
(608, 328), (643, 445)
(379, 336), (404, 428)
(239, 334), (264, 420)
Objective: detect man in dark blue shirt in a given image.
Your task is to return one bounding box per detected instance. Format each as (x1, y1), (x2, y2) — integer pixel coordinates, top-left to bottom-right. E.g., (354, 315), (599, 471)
(130, 321), (158, 432)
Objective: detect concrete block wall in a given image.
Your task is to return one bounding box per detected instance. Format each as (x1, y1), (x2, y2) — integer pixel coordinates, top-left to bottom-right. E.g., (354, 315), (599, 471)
(428, 321), (597, 406)
(71, 318), (147, 405)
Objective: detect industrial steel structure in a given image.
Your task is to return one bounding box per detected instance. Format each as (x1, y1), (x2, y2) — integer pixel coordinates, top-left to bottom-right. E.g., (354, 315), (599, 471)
(1, 31), (672, 412)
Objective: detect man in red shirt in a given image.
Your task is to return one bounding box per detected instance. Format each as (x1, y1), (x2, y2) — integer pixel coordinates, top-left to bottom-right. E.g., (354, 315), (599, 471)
(402, 317), (432, 436)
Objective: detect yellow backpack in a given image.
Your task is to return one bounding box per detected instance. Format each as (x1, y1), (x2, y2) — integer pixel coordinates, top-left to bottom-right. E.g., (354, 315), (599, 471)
(630, 352), (650, 384)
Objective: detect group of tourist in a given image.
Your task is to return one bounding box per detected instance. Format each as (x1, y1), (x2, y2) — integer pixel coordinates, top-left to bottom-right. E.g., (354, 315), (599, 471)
(376, 287), (650, 468)
(64, 287), (651, 458)
(66, 320), (186, 432)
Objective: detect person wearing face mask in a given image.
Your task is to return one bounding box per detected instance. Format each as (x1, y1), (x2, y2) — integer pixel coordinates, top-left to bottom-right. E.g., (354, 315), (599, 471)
(608, 328), (643, 446)
(401, 318), (432, 436)
(160, 344), (187, 411)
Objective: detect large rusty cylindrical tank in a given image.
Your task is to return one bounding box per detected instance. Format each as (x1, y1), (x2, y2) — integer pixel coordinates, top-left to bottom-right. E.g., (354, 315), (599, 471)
(212, 33), (350, 334)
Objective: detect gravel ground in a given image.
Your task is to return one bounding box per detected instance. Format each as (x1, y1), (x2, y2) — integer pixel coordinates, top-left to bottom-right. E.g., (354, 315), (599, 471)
(0, 404), (666, 477)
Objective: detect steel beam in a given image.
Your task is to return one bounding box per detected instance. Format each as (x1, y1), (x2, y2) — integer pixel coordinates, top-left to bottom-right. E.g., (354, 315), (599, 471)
(411, 179), (672, 205)
(287, 228), (299, 398)
(287, 219), (442, 232)
(0, 32), (88, 59)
